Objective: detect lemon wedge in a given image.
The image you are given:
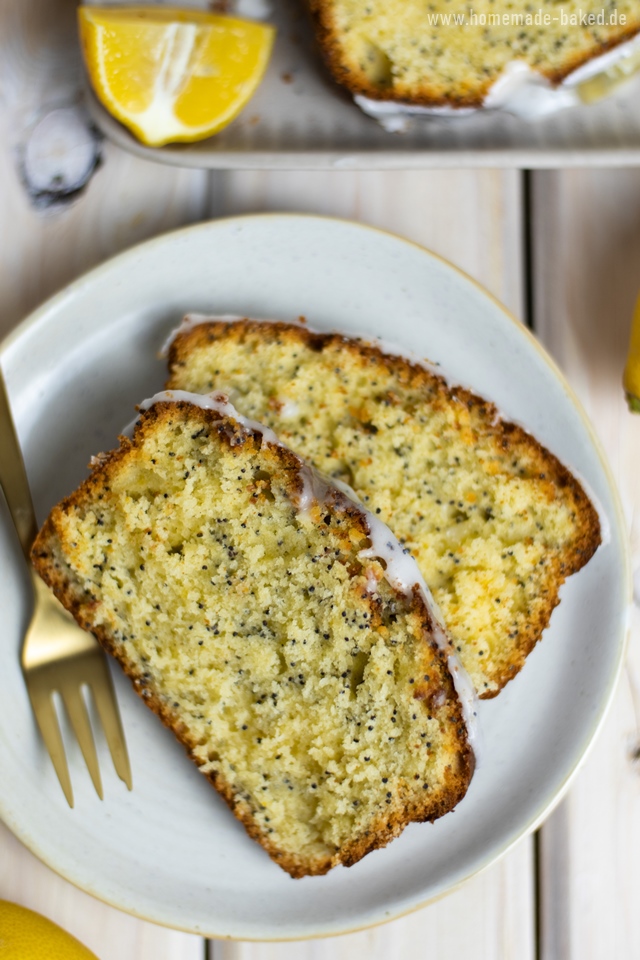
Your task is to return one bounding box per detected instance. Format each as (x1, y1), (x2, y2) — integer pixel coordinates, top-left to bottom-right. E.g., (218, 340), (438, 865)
(78, 6), (275, 146)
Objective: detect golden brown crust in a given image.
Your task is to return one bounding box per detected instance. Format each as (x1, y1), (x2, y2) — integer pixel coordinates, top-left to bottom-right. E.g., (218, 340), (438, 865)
(305, 0), (640, 108)
(31, 401), (473, 878)
(167, 319), (602, 700)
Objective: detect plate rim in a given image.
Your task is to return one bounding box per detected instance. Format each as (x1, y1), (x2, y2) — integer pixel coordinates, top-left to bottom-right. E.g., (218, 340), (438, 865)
(0, 212), (632, 941)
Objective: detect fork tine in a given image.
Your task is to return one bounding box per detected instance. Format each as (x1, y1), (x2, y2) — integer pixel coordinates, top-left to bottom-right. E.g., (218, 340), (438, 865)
(89, 657), (132, 791)
(59, 684), (103, 800)
(27, 682), (74, 808)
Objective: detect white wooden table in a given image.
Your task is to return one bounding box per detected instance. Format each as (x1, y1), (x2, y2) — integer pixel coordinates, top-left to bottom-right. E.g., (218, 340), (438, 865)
(2, 4), (640, 958)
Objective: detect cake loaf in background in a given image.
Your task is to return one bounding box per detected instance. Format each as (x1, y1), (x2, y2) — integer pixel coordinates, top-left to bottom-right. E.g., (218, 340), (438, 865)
(306, 0), (640, 109)
(166, 318), (601, 698)
(31, 392), (475, 877)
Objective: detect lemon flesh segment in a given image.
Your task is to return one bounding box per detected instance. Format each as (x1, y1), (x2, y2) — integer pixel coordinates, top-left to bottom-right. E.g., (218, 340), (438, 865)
(78, 7), (275, 146)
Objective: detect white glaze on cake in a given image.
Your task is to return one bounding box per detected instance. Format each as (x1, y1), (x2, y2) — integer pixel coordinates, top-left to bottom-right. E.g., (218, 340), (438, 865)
(355, 32), (640, 127)
(133, 390), (282, 449)
(358, 511), (480, 754)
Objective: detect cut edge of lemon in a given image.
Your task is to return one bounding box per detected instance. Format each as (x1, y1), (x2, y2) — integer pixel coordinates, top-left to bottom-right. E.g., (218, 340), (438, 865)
(79, 6), (276, 147)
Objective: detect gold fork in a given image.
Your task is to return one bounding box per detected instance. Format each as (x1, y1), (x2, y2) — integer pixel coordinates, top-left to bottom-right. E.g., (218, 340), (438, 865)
(0, 369), (132, 807)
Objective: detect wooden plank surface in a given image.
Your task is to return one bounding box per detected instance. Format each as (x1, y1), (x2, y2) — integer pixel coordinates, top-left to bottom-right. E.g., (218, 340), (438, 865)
(532, 168), (640, 960)
(208, 168), (536, 960)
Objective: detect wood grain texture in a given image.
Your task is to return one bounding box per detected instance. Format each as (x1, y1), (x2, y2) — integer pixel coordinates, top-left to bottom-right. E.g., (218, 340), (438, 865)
(208, 168), (535, 960)
(532, 168), (640, 960)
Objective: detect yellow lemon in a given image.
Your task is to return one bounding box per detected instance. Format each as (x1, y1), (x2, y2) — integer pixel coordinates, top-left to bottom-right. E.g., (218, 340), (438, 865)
(624, 292), (640, 413)
(78, 6), (275, 146)
(0, 900), (98, 959)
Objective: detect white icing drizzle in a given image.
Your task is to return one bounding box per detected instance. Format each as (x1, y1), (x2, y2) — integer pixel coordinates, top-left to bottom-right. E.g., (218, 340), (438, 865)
(357, 512), (479, 755)
(564, 30), (640, 87)
(122, 388), (479, 755)
(120, 414), (140, 440)
(295, 463), (338, 518)
(354, 95), (475, 129)
(317, 474), (479, 752)
(482, 61), (575, 117)
(124, 390), (282, 449)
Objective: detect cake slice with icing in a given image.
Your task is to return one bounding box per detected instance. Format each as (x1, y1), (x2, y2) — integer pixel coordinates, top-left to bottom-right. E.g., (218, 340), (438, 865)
(307, 0), (640, 111)
(31, 391), (475, 877)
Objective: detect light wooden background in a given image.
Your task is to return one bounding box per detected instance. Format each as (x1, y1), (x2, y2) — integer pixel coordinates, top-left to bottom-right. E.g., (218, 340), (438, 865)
(1, 3), (639, 958)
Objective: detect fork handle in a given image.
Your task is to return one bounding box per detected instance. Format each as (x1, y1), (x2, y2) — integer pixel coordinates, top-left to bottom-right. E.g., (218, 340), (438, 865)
(0, 367), (38, 560)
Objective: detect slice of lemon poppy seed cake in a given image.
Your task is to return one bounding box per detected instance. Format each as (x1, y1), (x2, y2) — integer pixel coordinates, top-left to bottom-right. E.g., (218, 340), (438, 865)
(166, 318), (601, 699)
(31, 392), (475, 877)
(306, 0), (640, 109)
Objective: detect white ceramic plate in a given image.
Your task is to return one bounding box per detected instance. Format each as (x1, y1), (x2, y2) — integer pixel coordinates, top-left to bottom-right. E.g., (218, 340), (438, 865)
(0, 215), (629, 940)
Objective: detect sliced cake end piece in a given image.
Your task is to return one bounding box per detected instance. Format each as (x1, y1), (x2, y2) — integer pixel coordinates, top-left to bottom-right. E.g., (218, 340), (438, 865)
(166, 317), (602, 699)
(31, 391), (475, 878)
(306, 0), (640, 108)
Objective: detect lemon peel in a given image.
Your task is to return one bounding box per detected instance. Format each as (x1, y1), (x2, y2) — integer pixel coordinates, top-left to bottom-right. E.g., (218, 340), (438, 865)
(78, 6), (275, 146)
